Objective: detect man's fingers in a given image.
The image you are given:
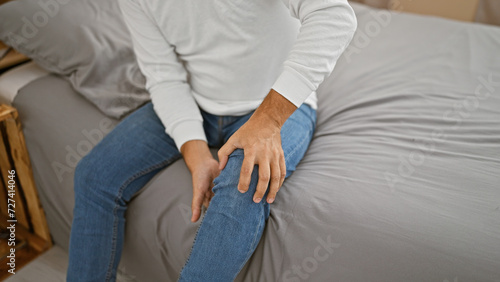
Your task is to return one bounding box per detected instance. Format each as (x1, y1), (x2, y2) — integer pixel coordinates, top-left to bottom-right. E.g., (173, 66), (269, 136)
(254, 162), (270, 203)
(203, 194), (209, 209)
(266, 157), (281, 204)
(191, 190), (204, 222)
(203, 189), (213, 208)
(218, 141), (236, 170)
(279, 149), (286, 187)
(238, 153), (255, 193)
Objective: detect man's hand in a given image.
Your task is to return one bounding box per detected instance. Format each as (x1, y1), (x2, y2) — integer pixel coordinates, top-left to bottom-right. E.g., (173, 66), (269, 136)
(181, 140), (219, 222)
(218, 89), (297, 204)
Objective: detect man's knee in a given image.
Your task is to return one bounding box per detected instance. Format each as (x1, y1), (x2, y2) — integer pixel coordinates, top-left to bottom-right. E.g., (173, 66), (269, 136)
(212, 149), (264, 209)
(214, 149), (249, 192)
(73, 151), (108, 199)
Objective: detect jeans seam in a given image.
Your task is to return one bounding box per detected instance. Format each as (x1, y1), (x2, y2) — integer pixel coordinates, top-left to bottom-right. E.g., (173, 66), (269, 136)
(284, 108), (315, 161)
(104, 155), (181, 282)
(234, 206), (266, 277)
(284, 110), (316, 165)
(178, 208), (206, 280)
(284, 130), (310, 163)
(178, 203), (266, 281)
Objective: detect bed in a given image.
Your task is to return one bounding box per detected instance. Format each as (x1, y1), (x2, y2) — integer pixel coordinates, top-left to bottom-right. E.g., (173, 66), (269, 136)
(0, 2), (499, 281)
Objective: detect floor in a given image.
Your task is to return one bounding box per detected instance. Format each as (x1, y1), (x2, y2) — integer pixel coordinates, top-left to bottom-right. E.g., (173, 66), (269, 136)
(3, 245), (137, 282)
(4, 245), (67, 282)
(0, 234), (42, 281)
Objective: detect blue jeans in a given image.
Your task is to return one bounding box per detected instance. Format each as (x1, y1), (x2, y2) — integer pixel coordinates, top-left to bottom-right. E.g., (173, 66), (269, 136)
(67, 102), (316, 282)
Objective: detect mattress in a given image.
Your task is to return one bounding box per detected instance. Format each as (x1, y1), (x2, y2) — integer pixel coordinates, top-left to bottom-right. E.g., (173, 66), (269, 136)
(3, 3), (500, 281)
(0, 61), (48, 105)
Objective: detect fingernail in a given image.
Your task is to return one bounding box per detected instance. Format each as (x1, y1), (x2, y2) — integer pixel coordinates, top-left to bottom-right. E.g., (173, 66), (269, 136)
(254, 197), (261, 203)
(238, 189), (246, 193)
(268, 198), (274, 204)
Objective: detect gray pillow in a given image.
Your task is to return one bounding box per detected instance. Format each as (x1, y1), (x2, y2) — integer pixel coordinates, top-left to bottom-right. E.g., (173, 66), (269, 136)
(0, 0), (149, 118)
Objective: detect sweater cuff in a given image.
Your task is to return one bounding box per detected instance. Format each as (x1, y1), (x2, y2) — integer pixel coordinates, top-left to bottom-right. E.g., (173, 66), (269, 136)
(169, 120), (207, 151)
(271, 67), (315, 108)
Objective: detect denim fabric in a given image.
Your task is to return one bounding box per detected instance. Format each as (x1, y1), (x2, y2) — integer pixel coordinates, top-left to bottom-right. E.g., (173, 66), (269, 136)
(67, 102), (316, 281)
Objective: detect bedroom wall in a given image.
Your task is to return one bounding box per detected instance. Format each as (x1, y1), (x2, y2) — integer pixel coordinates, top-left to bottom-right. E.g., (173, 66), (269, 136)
(0, 0), (497, 26)
(349, 0), (500, 26)
(475, 0), (500, 26)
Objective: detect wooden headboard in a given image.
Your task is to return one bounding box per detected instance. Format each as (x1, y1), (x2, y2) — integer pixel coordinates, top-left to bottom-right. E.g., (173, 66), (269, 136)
(350, 0), (500, 25)
(389, 0), (479, 22)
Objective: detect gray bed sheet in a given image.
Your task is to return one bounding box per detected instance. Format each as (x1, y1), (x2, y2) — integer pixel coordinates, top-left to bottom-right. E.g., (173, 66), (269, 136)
(12, 4), (500, 282)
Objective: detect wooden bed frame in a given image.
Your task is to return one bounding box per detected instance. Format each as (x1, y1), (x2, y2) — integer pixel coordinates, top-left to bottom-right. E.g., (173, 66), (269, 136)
(0, 104), (52, 278)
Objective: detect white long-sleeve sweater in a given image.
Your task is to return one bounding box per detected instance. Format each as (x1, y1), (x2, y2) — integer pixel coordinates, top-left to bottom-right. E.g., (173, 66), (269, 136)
(118, 0), (357, 150)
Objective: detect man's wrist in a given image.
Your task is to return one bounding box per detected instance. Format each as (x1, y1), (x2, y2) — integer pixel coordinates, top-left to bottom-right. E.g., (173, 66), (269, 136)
(181, 140), (214, 173)
(253, 89), (298, 128)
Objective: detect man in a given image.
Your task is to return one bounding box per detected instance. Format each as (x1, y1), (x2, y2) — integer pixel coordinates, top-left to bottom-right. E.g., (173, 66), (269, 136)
(67, 0), (356, 281)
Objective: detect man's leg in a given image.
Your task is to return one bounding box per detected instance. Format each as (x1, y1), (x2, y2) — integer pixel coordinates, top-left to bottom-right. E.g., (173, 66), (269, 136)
(179, 104), (317, 281)
(67, 103), (182, 282)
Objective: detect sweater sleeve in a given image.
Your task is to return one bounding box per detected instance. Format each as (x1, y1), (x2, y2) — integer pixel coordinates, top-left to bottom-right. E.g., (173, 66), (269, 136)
(118, 0), (206, 150)
(272, 0), (357, 107)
